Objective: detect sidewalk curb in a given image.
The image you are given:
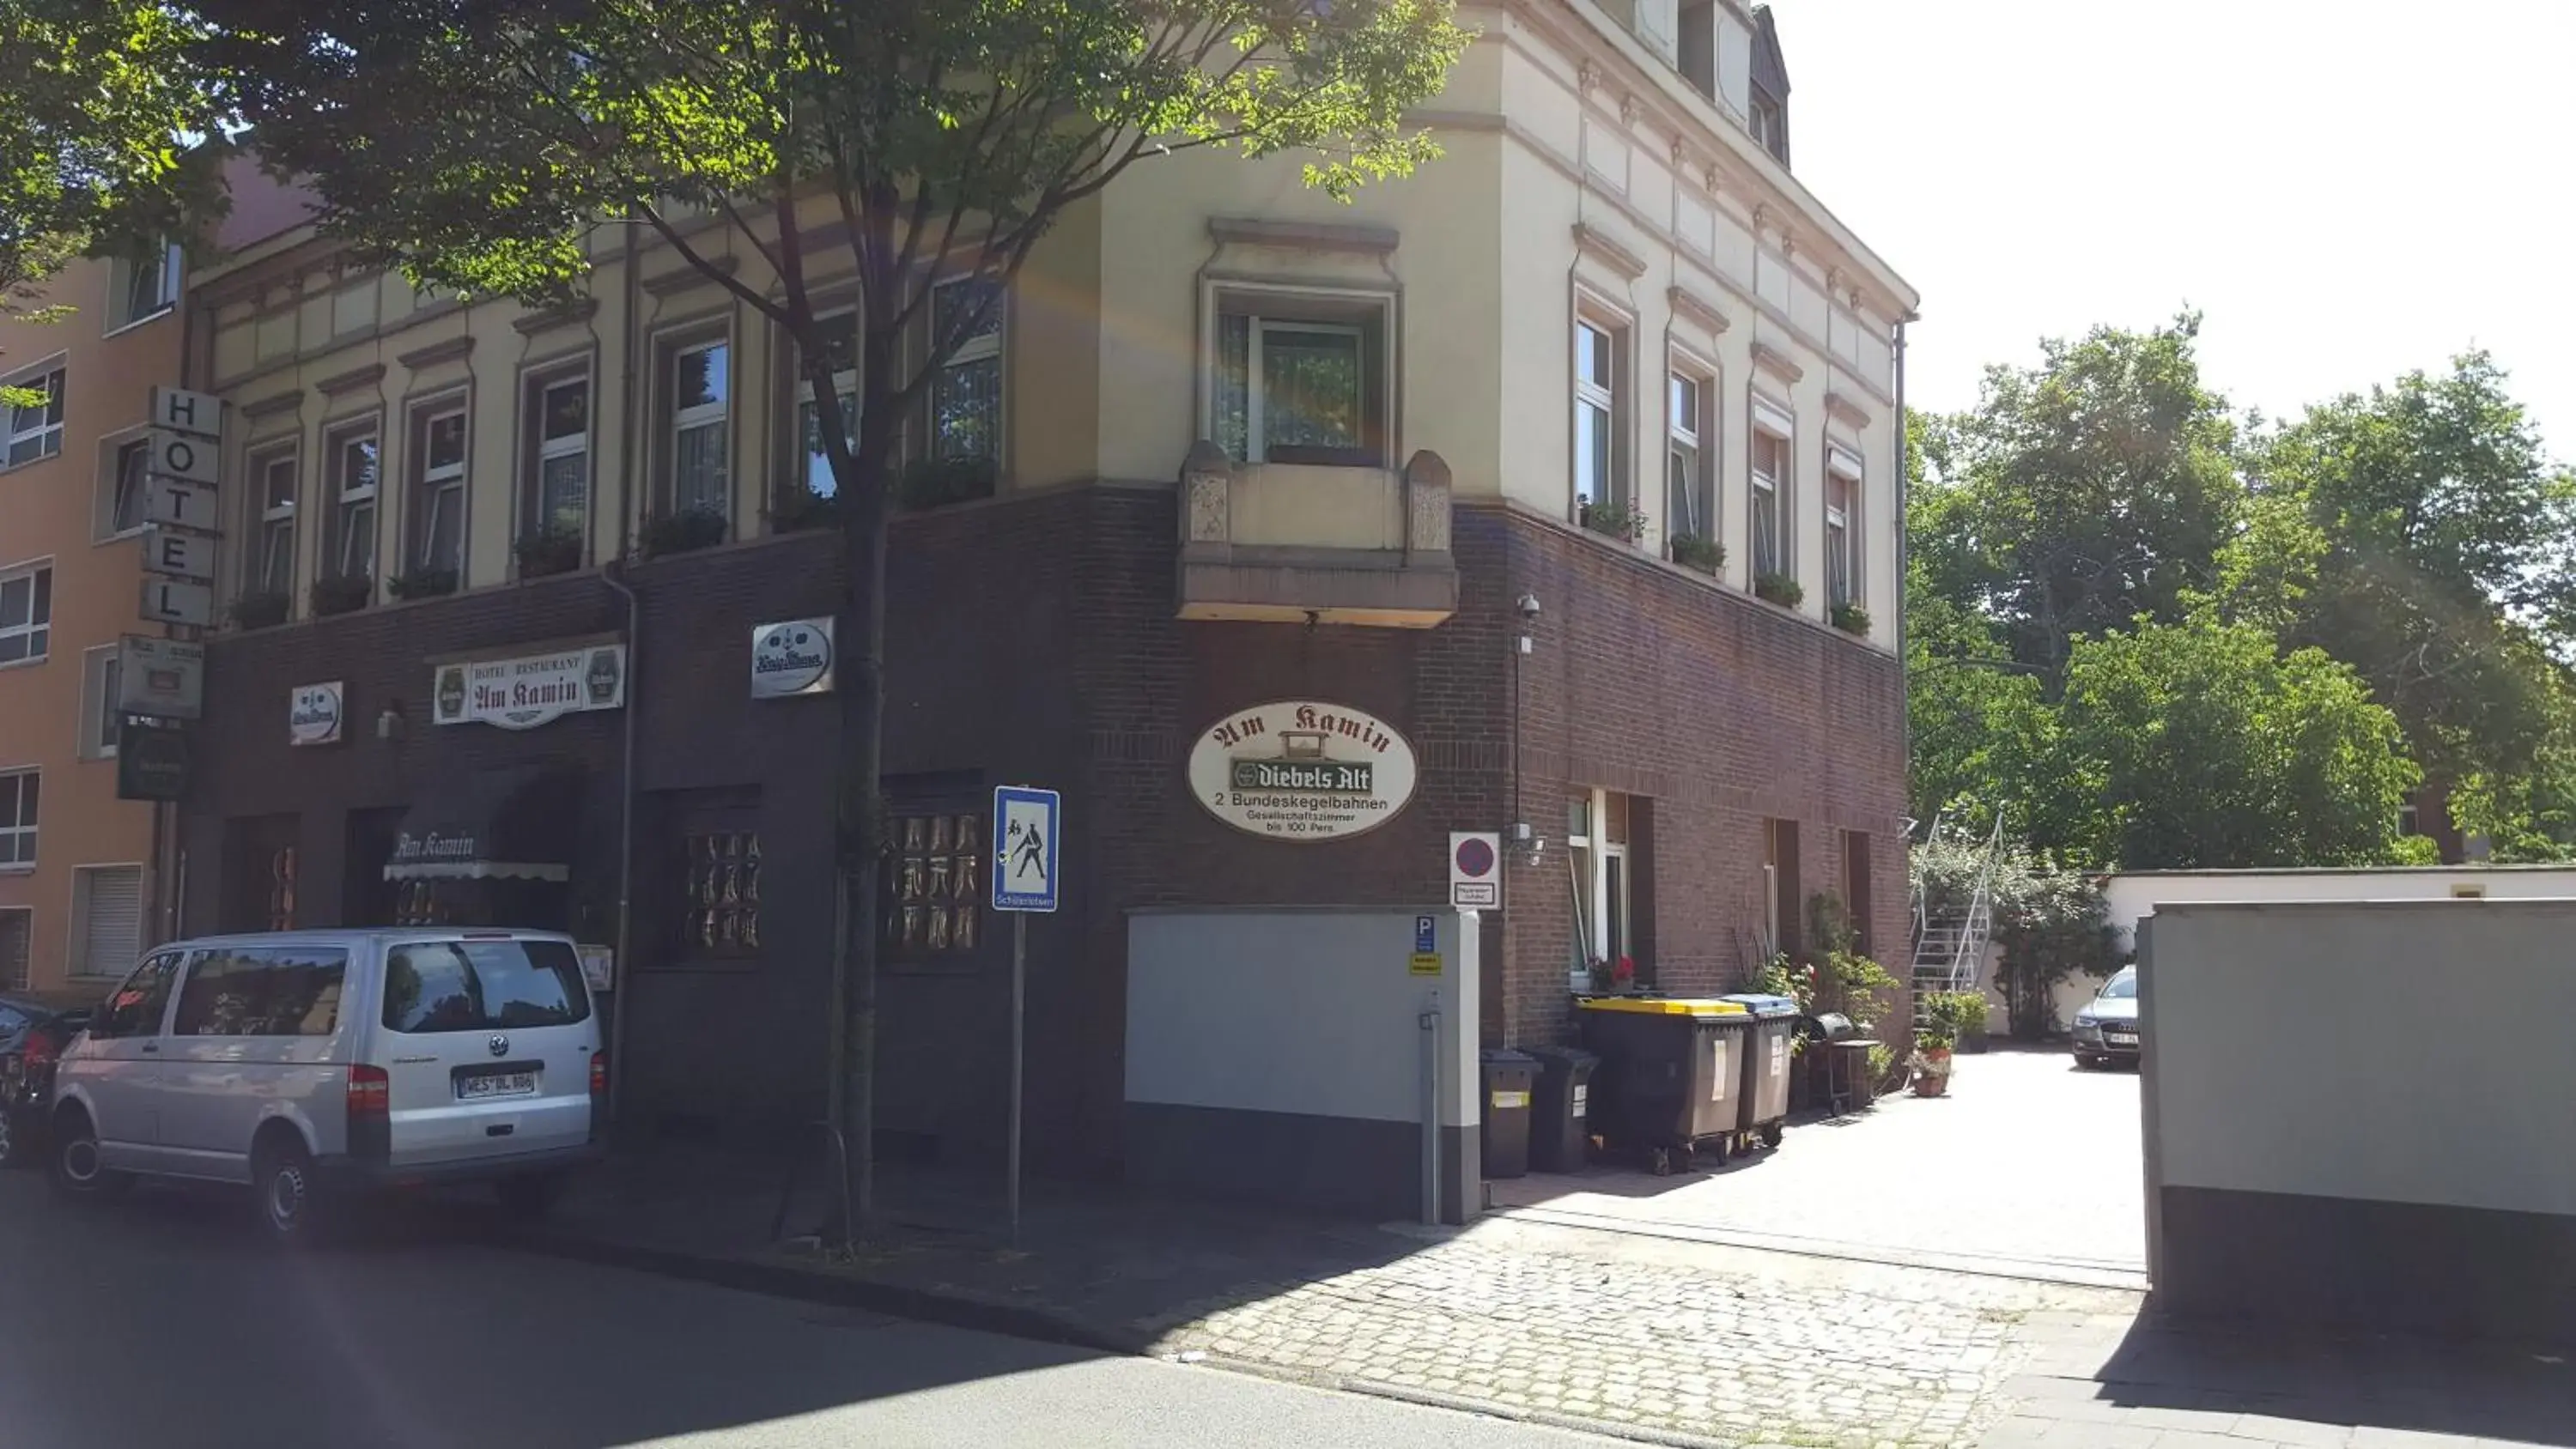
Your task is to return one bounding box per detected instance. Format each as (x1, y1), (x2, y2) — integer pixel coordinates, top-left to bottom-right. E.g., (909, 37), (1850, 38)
(502, 1227), (1150, 1359)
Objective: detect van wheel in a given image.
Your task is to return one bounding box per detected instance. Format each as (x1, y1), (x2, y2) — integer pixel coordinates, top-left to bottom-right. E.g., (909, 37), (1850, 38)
(51, 1107), (131, 1198)
(494, 1173), (562, 1222)
(252, 1137), (328, 1246)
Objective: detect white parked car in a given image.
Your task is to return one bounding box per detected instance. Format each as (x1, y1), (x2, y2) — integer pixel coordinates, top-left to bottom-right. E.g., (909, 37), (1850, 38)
(50, 929), (605, 1243)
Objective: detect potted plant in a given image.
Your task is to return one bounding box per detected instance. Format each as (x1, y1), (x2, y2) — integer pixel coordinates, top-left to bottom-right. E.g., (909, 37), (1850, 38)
(1910, 991), (1988, 1097)
(515, 526), (585, 579)
(1830, 599), (1870, 636)
(1577, 498), (1648, 545)
(1669, 531), (1724, 575)
(896, 453), (1000, 512)
(1586, 954), (1637, 996)
(387, 567), (459, 600)
(1753, 572), (1803, 608)
(230, 590), (291, 630)
(770, 487), (842, 534)
(641, 507), (728, 559)
(310, 574), (373, 617)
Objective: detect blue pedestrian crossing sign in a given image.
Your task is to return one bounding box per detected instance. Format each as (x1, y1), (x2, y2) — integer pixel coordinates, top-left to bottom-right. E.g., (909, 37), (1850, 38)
(992, 785), (1062, 913)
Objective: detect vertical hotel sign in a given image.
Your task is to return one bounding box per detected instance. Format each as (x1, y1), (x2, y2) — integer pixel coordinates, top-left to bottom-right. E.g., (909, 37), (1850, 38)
(137, 386), (225, 628)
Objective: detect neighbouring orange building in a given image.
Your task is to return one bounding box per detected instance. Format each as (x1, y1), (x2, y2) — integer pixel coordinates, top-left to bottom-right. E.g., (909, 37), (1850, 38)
(0, 248), (187, 1000)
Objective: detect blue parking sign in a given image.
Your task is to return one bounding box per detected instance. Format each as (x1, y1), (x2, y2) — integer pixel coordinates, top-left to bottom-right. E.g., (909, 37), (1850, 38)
(992, 786), (1062, 912)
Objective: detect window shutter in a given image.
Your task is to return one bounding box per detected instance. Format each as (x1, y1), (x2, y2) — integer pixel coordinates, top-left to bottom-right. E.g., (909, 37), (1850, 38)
(73, 867), (143, 979)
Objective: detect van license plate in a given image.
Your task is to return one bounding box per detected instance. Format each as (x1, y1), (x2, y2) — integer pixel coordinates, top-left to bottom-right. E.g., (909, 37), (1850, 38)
(457, 1071), (537, 1100)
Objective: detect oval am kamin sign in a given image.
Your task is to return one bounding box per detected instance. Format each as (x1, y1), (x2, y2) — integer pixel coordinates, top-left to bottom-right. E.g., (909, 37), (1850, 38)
(1187, 700), (1419, 841)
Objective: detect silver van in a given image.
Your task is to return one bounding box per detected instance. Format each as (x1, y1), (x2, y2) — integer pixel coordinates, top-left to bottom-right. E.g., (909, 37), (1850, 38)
(49, 929), (604, 1242)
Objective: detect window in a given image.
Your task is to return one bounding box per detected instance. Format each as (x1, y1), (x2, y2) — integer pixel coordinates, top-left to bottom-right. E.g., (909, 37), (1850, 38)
(1750, 97), (1784, 161)
(1573, 320), (1621, 510)
(382, 939), (592, 1034)
(1212, 295), (1387, 467)
(526, 373), (590, 538)
(5, 367), (64, 468)
(1667, 371), (1714, 546)
(886, 809), (983, 960)
(669, 338), (731, 516)
(931, 279), (1004, 461)
(795, 313), (857, 499)
(1566, 790), (1636, 977)
(89, 951), (179, 1037)
(100, 438), (149, 539)
(173, 946), (349, 1038)
(111, 241), (182, 328)
(1750, 429), (1786, 578)
(252, 451), (297, 597)
(1825, 462), (1859, 605)
(1765, 819), (1801, 959)
(80, 646), (120, 760)
(69, 865), (143, 979)
(0, 564), (52, 664)
(328, 427), (380, 580)
(2398, 802), (2421, 838)
(0, 908), (27, 991)
(679, 829), (762, 956)
(0, 771), (33, 867)
(410, 405), (466, 575)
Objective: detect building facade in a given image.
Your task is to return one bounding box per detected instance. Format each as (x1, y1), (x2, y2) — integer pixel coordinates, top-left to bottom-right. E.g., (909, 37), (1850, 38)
(0, 249), (189, 1002)
(173, 1), (1916, 1197)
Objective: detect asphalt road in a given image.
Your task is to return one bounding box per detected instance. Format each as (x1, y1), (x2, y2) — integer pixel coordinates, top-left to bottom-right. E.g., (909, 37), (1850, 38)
(0, 1167), (1620, 1449)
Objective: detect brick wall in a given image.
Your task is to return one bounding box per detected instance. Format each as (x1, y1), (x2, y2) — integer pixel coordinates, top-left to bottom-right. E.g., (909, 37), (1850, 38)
(180, 483), (1905, 1178)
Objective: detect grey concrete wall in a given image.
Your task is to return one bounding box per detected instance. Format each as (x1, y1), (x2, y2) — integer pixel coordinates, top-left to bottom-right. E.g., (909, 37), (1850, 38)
(2143, 899), (2576, 1341)
(1126, 906), (1480, 1222)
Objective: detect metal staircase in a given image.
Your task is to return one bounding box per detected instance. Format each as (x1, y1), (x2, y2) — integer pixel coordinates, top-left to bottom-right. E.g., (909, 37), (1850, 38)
(1911, 812), (2003, 1026)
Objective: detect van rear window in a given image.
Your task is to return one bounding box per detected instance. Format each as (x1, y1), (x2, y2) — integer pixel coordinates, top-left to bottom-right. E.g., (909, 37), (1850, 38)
(383, 939), (592, 1034)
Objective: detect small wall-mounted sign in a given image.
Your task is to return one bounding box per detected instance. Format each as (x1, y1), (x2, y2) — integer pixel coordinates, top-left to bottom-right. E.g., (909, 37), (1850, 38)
(289, 682), (346, 746)
(1449, 832), (1503, 908)
(115, 718), (190, 801)
(749, 616), (835, 698)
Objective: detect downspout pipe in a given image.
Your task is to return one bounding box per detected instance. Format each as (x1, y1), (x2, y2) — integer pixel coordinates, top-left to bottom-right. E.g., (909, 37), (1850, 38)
(604, 222), (643, 1131)
(1893, 316), (1911, 830)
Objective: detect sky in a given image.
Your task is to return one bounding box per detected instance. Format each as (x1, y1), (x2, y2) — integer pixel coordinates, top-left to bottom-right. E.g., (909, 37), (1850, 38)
(1772, 0), (2574, 455)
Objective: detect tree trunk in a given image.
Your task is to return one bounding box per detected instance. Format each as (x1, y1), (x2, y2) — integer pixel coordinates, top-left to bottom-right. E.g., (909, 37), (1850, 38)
(829, 354), (900, 1241)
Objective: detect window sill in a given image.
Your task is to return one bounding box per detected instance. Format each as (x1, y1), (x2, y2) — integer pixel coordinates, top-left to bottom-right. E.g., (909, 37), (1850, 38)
(0, 656), (50, 674)
(0, 452), (64, 476)
(0, 865), (34, 877)
(101, 306), (175, 341)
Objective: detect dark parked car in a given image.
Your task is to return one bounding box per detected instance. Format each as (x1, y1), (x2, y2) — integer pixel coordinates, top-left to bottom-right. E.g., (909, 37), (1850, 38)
(0, 997), (89, 1168)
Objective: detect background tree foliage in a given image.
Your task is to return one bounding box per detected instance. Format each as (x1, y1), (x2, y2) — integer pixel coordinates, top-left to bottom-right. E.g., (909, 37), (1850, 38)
(1910, 324), (2574, 870)
(0, 0), (223, 394)
(193, 0), (1469, 1233)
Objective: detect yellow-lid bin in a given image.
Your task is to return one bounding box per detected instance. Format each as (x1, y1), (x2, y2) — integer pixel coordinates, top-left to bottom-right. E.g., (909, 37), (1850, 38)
(1576, 997), (1748, 1016)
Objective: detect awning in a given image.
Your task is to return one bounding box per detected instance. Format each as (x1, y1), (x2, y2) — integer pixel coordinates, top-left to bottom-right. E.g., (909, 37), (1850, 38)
(384, 763), (582, 882)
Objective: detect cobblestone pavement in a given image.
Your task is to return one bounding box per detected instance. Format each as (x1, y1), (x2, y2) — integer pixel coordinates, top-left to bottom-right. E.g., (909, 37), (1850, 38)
(1138, 1217), (2141, 1449)
(1494, 1047), (2146, 1286)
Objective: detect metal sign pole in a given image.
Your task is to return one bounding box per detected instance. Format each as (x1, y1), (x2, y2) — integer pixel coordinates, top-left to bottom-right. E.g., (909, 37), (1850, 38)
(1010, 911), (1027, 1245)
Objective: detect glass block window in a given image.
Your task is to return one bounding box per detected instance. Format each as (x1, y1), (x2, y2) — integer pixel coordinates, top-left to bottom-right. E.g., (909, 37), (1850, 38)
(886, 810), (982, 961)
(682, 830), (762, 955)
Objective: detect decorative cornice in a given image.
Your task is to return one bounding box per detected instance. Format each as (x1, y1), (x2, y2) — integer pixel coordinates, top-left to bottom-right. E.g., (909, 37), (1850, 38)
(1751, 343), (1805, 385)
(513, 297), (599, 336)
(1571, 221), (1648, 282)
(1207, 216), (1400, 255)
(397, 335), (475, 371)
(1824, 391), (1872, 428)
(1667, 286), (1732, 334)
(313, 362), (386, 397)
(240, 389), (304, 421)
(642, 252), (738, 297)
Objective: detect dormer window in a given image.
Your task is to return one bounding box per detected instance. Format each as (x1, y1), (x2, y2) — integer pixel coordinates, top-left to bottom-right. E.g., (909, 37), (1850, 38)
(1748, 3), (1792, 167)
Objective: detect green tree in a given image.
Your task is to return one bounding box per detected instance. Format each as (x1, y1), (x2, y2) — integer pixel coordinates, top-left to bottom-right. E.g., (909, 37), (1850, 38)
(2047, 615), (2417, 869)
(199, 0), (1470, 1231)
(2235, 354), (2576, 857)
(1912, 314), (2243, 690)
(0, 0), (223, 393)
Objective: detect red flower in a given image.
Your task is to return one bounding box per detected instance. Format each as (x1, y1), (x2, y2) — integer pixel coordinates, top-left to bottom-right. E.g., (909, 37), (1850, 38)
(1612, 955), (1636, 983)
